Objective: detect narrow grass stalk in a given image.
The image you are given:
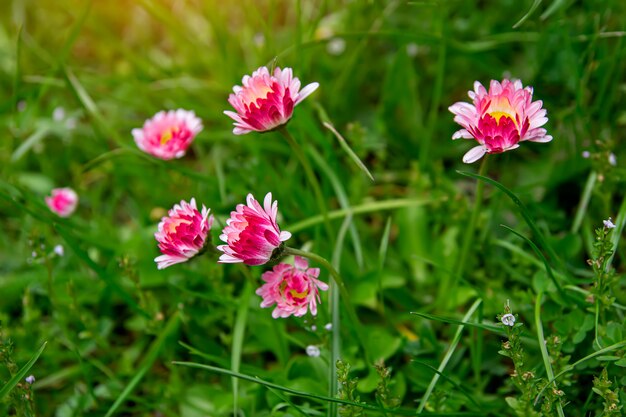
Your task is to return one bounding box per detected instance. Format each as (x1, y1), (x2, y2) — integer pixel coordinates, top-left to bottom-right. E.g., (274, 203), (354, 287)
(442, 157), (489, 308)
(328, 215), (353, 417)
(278, 127), (334, 242)
(104, 312), (180, 417)
(571, 171), (597, 233)
(231, 278), (252, 416)
(417, 299), (482, 413)
(0, 342), (47, 400)
(284, 247), (370, 366)
(534, 292), (565, 417)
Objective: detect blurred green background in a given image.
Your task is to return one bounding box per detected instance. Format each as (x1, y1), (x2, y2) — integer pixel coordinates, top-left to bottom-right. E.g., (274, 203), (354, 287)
(1, 0), (625, 415)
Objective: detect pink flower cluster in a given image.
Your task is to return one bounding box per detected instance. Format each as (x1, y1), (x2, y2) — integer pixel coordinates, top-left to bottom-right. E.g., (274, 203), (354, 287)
(45, 187), (79, 217)
(217, 193), (291, 265)
(449, 79), (552, 163)
(152, 191), (328, 318)
(154, 198), (213, 269)
(132, 109), (202, 160)
(224, 67), (319, 134)
(256, 256), (328, 318)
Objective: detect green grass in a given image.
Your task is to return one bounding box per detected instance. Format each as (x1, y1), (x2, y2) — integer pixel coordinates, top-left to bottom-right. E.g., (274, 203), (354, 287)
(1, 0), (626, 416)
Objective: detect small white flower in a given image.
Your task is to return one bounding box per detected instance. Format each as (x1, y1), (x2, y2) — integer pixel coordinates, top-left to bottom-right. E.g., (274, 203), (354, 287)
(608, 153), (617, 166)
(54, 245), (64, 257)
(582, 151), (591, 159)
(501, 313), (516, 327)
(53, 107), (66, 121)
(25, 375), (35, 384)
(324, 323), (332, 331)
(31, 251), (37, 258)
(603, 218), (616, 229)
(327, 38), (346, 55)
(306, 345), (321, 358)
(406, 43), (419, 57)
(310, 325), (317, 331)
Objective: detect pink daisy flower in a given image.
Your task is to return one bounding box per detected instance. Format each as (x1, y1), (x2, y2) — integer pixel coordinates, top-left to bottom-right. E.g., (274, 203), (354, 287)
(154, 198), (213, 269)
(224, 66), (319, 135)
(256, 256), (329, 318)
(132, 109), (202, 160)
(217, 192), (291, 265)
(449, 79), (552, 163)
(45, 187), (78, 217)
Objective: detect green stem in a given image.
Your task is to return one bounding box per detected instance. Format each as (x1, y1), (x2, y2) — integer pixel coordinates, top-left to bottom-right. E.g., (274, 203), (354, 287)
(440, 156), (489, 308)
(284, 247), (369, 364)
(278, 127), (334, 242)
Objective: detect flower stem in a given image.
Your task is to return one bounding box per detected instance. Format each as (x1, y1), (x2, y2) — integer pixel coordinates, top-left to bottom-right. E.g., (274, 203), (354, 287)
(284, 246), (370, 362)
(278, 127), (334, 242)
(442, 155), (489, 308)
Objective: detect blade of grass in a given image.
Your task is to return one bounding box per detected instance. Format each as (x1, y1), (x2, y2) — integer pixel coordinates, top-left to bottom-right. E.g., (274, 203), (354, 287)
(513, 0), (543, 28)
(321, 121), (374, 181)
(231, 279), (252, 416)
(104, 312), (180, 417)
(416, 298), (482, 413)
(571, 171), (597, 233)
(534, 292), (565, 417)
(457, 171), (567, 280)
(499, 224), (565, 299)
(288, 198), (434, 233)
(309, 147), (364, 269)
(377, 217), (393, 316)
(534, 341), (626, 406)
(410, 360), (481, 408)
(328, 214), (355, 417)
(172, 361), (483, 416)
(0, 341), (47, 400)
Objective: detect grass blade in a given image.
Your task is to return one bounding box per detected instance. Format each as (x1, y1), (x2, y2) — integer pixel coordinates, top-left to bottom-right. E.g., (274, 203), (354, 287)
(172, 361), (482, 416)
(457, 171), (567, 281)
(513, 0), (543, 28)
(416, 298), (482, 413)
(534, 292), (565, 417)
(231, 280), (252, 415)
(322, 121), (374, 181)
(104, 312), (180, 417)
(0, 341), (47, 400)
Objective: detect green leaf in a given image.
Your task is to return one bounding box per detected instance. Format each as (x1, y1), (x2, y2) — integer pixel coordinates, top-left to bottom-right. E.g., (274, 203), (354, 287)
(0, 341), (47, 400)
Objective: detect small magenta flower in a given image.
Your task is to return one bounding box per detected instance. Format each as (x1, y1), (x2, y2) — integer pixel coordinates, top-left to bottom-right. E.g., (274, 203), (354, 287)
(224, 66), (319, 135)
(45, 187), (78, 217)
(449, 79), (552, 163)
(218, 193), (291, 265)
(132, 109), (202, 160)
(256, 256), (329, 318)
(154, 198), (213, 269)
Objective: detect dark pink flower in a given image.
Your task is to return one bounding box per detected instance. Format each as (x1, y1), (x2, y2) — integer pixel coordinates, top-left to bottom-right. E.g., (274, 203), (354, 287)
(449, 79), (552, 163)
(132, 109), (202, 160)
(45, 187), (78, 217)
(218, 192), (291, 265)
(224, 66), (319, 134)
(154, 198), (213, 269)
(256, 256), (329, 318)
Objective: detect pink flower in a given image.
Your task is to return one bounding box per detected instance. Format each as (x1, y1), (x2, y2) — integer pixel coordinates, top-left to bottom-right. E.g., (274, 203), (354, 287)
(449, 79), (552, 163)
(224, 66), (319, 134)
(256, 256), (329, 318)
(45, 187), (78, 217)
(218, 192), (291, 265)
(132, 109), (202, 160)
(154, 198), (213, 269)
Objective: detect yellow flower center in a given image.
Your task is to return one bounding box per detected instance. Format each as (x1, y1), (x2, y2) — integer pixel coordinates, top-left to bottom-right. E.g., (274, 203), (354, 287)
(289, 288), (309, 299)
(160, 127), (179, 145)
(489, 111), (513, 123)
(166, 218), (191, 233)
